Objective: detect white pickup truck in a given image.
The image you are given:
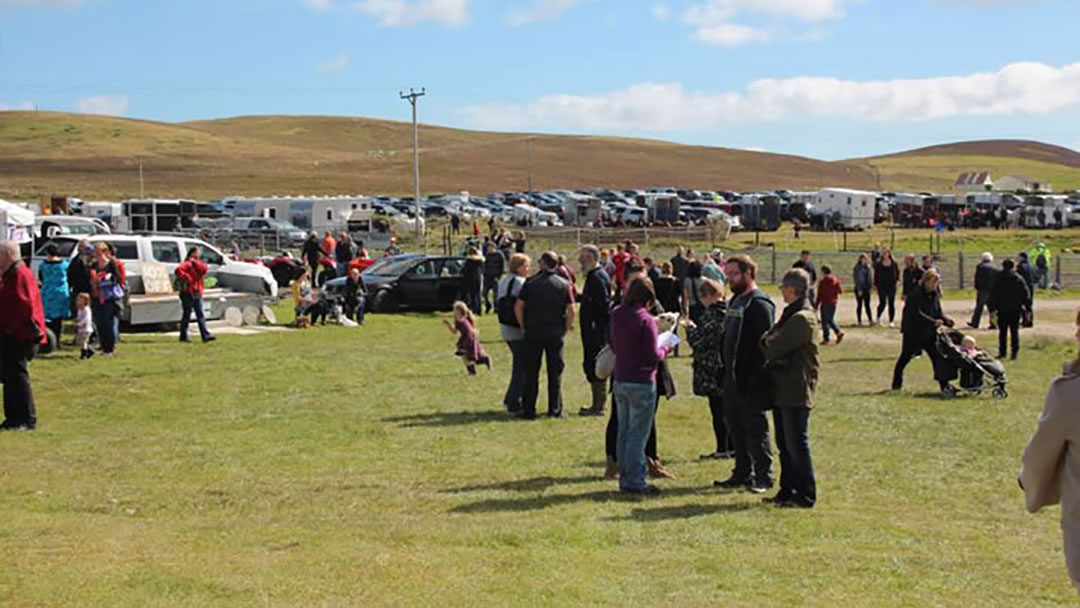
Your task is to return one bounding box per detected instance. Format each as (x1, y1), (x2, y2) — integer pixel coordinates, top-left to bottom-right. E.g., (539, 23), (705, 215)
(33, 234), (277, 326)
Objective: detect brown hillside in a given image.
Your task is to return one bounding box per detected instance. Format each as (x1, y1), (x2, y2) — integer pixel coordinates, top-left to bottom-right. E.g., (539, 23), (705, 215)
(873, 139), (1080, 169)
(0, 111), (875, 199)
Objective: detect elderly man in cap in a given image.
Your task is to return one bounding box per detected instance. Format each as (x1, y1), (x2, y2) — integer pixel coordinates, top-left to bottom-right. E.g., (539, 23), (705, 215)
(0, 240), (47, 431)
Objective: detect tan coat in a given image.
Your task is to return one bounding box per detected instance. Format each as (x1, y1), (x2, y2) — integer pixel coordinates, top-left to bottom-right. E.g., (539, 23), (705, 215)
(1021, 360), (1080, 593)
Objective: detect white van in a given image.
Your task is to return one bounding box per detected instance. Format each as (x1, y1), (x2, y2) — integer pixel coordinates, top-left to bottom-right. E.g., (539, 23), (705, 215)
(815, 188), (877, 230)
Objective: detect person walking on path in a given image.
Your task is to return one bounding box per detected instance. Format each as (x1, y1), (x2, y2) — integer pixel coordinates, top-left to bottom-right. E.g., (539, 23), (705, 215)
(901, 253), (924, 301)
(762, 268), (820, 509)
(302, 233), (322, 284)
(0, 240), (47, 431)
(892, 269), (953, 391)
(874, 249), (899, 326)
(577, 245), (612, 417)
(175, 247), (216, 344)
(1017, 251), (1038, 325)
(497, 254), (530, 414)
(1019, 308), (1080, 593)
(450, 213), (461, 236)
(514, 251), (574, 419)
(609, 277), (669, 496)
(482, 245), (506, 314)
(715, 255), (776, 494)
(444, 301), (490, 375)
(793, 250), (817, 302)
(969, 252), (1000, 330)
(38, 243), (70, 342)
(853, 254), (873, 327)
(815, 265), (844, 345)
(685, 278), (731, 460)
(989, 258), (1031, 360)
(1032, 242), (1052, 289)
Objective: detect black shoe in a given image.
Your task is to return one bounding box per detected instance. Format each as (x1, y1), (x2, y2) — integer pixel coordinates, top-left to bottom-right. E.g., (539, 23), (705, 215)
(620, 484), (661, 496)
(713, 476), (750, 489)
(966, 322), (977, 329)
(1010, 353), (1018, 361)
(700, 450), (734, 460)
(578, 407), (605, 417)
(517, 412), (537, 420)
(778, 499), (814, 509)
(179, 338), (192, 343)
(762, 491), (795, 505)
(747, 480), (773, 494)
(203, 335), (216, 343)
(997, 352), (1006, 360)
(547, 411), (567, 419)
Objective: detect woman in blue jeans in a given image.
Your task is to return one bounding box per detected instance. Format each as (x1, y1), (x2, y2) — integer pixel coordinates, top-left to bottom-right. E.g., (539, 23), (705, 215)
(609, 277), (669, 496)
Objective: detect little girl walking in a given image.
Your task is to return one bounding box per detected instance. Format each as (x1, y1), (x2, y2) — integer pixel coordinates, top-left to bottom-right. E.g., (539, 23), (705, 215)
(75, 292), (94, 360)
(444, 301), (491, 375)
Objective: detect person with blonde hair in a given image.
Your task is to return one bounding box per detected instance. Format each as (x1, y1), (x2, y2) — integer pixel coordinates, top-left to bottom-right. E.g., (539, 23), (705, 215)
(1020, 308), (1080, 592)
(444, 301), (490, 375)
(497, 253), (531, 413)
(686, 278), (731, 460)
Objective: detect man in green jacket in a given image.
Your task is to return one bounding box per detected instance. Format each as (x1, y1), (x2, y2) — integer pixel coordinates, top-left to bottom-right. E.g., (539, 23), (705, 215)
(761, 268), (821, 508)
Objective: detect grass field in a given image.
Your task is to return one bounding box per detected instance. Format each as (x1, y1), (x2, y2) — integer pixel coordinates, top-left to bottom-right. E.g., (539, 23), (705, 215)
(5, 111), (1080, 200)
(1, 300), (1078, 607)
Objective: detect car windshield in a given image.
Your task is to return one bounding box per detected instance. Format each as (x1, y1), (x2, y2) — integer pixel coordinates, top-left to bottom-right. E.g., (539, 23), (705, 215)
(267, 220), (298, 230)
(370, 257), (420, 275)
(35, 239), (78, 257)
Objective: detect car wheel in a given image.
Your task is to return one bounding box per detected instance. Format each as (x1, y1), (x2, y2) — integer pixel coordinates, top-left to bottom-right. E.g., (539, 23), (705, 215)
(373, 290), (399, 313)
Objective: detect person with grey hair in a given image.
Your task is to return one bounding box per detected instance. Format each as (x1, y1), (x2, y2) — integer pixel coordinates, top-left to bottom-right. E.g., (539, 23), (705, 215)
(969, 251), (999, 330)
(578, 244), (612, 416)
(761, 267), (820, 508)
(0, 240), (47, 431)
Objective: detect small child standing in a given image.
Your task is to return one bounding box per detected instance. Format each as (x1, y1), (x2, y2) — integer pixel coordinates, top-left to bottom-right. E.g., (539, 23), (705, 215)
(815, 265), (845, 345)
(444, 301), (490, 375)
(75, 292), (94, 360)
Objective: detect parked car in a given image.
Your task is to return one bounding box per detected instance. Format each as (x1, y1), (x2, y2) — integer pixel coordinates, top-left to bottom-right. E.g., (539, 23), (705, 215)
(232, 217), (308, 247)
(361, 255), (465, 313)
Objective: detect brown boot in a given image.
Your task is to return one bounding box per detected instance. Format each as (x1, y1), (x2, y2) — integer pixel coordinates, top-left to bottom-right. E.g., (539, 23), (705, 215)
(604, 455), (618, 479)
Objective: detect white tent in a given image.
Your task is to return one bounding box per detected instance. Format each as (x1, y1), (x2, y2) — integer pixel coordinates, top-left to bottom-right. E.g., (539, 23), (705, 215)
(0, 200), (35, 243)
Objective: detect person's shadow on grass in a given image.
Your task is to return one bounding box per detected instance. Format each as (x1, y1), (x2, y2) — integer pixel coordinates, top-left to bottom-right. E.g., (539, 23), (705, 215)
(604, 502), (756, 522)
(443, 475), (602, 494)
(382, 410), (518, 428)
(449, 486), (716, 514)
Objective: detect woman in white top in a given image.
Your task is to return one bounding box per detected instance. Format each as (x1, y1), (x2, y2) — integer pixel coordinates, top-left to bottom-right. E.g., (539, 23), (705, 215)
(496, 254), (531, 414)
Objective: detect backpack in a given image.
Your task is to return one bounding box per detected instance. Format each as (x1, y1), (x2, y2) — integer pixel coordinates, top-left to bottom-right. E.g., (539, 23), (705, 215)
(496, 277), (521, 326)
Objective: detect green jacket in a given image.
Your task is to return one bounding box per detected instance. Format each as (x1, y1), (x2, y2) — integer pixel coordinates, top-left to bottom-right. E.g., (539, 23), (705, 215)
(762, 303), (820, 409)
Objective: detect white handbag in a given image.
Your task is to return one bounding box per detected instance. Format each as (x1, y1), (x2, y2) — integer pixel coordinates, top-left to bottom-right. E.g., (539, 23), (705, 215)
(595, 344), (616, 380)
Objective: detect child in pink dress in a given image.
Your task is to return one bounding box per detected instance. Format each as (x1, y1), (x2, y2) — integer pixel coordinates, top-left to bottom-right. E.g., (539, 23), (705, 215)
(444, 301), (491, 375)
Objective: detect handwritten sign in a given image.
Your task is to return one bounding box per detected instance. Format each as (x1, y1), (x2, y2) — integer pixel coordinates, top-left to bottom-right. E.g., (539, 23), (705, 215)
(141, 262), (175, 295)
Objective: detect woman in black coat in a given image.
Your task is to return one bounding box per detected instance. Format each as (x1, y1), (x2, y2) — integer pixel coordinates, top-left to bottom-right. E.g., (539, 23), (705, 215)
(892, 269), (952, 390)
(686, 278), (730, 460)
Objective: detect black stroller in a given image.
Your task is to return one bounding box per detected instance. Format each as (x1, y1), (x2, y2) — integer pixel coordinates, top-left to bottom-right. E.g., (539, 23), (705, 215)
(935, 329), (1009, 399)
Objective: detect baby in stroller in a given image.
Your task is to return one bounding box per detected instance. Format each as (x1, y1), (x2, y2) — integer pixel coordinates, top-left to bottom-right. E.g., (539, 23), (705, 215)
(936, 329), (1009, 398)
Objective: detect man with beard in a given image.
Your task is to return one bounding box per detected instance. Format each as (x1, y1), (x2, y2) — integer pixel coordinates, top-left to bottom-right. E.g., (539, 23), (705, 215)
(577, 245), (611, 417)
(715, 255), (776, 494)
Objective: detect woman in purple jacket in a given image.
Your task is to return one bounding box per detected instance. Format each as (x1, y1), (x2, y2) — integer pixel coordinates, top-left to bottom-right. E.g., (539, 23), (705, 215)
(609, 277), (669, 496)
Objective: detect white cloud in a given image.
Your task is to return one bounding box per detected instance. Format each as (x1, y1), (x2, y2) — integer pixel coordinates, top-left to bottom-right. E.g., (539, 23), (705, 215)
(0, 100), (35, 111)
(507, 0), (584, 25)
(695, 23), (770, 45)
(682, 0), (858, 45)
(652, 3), (669, 20)
(318, 53), (349, 73)
(461, 61), (1080, 131)
(353, 0), (469, 26)
(74, 95), (129, 116)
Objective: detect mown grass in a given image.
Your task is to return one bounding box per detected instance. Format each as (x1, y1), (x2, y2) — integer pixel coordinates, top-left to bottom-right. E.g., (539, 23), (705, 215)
(1, 301), (1078, 607)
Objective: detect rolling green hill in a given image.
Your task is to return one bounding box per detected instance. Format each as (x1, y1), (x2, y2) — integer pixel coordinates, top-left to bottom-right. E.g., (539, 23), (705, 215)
(1, 111), (1078, 199)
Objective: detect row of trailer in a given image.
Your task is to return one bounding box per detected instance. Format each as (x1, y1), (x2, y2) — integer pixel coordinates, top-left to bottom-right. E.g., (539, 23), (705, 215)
(891, 192), (1080, 228)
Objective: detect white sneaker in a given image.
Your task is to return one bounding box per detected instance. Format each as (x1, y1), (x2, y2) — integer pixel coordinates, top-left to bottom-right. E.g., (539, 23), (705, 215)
(888, 321), (896, 328)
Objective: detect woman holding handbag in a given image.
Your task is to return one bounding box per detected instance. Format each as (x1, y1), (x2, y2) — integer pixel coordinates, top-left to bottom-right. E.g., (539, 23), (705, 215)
(89, 243), (123, 356)
(685, 278), (730, 460)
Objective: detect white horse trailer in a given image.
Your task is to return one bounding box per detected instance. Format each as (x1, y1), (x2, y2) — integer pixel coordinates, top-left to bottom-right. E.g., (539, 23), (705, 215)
(225, 196), (373, 236)
(814, 188), (876, 230)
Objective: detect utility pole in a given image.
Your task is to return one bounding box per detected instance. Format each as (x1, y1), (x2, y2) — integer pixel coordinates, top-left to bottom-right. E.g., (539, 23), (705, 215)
(138, 156), (145, 198)
(400, 88), (426, 252)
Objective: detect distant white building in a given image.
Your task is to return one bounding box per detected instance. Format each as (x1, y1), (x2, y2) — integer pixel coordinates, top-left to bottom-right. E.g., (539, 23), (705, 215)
(954, 172), (993, 192)
(995, 175), (1052, 193)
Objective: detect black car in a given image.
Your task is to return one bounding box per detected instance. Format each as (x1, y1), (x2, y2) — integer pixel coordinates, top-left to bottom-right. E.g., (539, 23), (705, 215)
(360, 255), (465, 313)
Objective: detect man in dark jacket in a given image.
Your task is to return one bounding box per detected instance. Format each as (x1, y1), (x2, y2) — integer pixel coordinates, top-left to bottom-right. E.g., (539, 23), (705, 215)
(715, 254), (776, 494)
(461, 248), (485, 315)
(515, 251), (574, 420)
(66, 238), (93, 318)
(482, 247), (506, 314)
(334, 234), (354, 279)
(968, 252), (999, 330)
(892, 269), (952, 391)
(302, 233), (322, 283)
(577, 245), (611, 417)
(0, 240), (47, 431)
(989, 259), (1031, 360)
(1017, 251), (1038, 325)
(793, 250), (817, 301)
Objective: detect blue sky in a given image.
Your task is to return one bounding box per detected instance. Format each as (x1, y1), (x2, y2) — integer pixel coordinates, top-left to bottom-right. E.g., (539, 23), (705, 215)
(1, 0), (1079, 159)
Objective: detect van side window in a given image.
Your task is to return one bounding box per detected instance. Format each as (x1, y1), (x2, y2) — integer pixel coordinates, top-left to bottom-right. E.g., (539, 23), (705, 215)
(106, 241), (139, 260)
(327, 209), (334, 221)
(151, 241), (182, 263)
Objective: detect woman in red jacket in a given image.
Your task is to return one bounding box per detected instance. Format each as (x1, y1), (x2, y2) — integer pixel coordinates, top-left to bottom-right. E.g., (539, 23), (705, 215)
(175, 247), (216, 344)
(0, 239), (47, 430)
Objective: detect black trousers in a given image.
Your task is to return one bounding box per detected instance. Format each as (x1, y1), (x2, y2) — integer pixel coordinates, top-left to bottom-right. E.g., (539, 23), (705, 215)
(892, 334), (943, 390)
(773, 407), (816, 507)
(606, 393), (659, 460)
(707, 393), (730, 453)
(521, 336), (564, 418)
(997, 311), (1021, 358)
(855, 289), (873, 324)
(722, 373), (772, 485)
(876, 286), (896, 323)
(970, 290), (994, 328)
(1, 336), (37, 428)
(482, 276), (500, 312)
